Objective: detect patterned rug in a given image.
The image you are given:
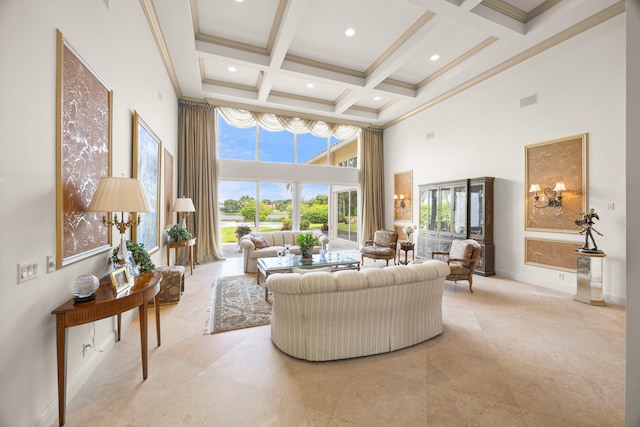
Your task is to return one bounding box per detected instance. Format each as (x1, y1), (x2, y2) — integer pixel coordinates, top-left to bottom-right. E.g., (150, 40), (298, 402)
(205, 275), (272, 334)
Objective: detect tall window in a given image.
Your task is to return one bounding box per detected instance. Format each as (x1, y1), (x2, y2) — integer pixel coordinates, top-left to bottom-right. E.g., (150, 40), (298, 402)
(260, 128), (294, 163)
(217, 111), (360, 246)
(217, 118), (256, 160)
(337, 189), (358, 242)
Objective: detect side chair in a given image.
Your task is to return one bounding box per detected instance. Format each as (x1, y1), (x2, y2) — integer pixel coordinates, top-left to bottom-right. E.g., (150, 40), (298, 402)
(361, 230), (398, 266)
(432, 239), (482, 292)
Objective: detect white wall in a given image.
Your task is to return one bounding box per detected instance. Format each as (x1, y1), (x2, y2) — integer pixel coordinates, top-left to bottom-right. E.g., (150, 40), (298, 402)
(625, 0), (639, 424)
(0, 0), (178, 425)
(384, 15), (626, 303)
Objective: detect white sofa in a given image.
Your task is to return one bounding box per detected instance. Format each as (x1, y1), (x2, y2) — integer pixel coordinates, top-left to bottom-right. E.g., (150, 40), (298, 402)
(239, 231), (329, 273)
(266, 260), (450, 361)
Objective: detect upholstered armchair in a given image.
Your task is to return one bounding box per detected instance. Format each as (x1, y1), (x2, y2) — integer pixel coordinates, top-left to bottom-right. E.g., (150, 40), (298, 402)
(432, 239), (482, 293)
(360, 230), (398, 266)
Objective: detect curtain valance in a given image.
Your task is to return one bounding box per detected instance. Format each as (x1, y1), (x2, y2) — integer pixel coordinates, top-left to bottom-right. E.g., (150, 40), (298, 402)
(217, 106), (360, 140)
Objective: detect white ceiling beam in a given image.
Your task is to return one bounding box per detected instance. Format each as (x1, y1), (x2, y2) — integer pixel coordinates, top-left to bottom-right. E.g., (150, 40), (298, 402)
(405, 0), (525, 38)
(365, 15), (449, 89)
(258, 0), (309, 101)
(196, 39), (271, 68)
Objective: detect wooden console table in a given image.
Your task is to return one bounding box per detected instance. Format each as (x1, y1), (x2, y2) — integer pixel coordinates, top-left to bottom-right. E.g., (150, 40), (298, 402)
(166, 237), (196, 275)
(51, 271), (162, 426)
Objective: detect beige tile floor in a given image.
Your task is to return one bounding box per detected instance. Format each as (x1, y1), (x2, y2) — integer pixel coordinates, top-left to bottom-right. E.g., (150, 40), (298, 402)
(65, 245), (625, 426)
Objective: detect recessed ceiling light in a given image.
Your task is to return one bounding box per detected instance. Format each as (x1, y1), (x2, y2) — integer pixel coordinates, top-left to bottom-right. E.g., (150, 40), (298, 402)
(306, 83), (314, 88)
(374, 96), (381, 101)
(227, 66), (236, 72)
(430, 54), (440, 61)
(234, 0), (244, 3)
(345, 28), (355, 37)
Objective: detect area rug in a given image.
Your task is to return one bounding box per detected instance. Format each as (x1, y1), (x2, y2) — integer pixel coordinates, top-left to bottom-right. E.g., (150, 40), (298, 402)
(205, 275), (272, 334)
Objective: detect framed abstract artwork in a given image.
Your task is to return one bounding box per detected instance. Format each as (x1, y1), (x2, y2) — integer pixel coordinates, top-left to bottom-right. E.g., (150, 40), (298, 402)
(132, 111), (161, 254)
(55, 30), (112, 268)
(525, 133), (588, 233)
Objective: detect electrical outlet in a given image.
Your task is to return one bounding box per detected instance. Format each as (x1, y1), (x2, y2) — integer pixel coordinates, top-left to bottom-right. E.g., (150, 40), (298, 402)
(607, 202), (615, 211)
(47, 256), (56, 273)
(558, 272), (565, 280)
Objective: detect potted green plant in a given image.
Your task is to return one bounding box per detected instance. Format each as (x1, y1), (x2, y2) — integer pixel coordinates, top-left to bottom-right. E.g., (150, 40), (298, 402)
(112, 240), (155, 272)
(235, 225), (251, 241)
(168, 224), (192, 242)
(296, 233), (318, 260)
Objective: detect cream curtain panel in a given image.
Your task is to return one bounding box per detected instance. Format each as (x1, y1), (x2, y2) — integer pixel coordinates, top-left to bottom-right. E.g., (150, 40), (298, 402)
(217, 106), (359, 139)
(360, 128), (385, 243)
(178, 101), (224, 263)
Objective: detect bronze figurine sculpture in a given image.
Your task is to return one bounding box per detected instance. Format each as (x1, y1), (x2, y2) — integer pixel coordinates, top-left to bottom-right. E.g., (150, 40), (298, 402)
(575, 208), (604, 253)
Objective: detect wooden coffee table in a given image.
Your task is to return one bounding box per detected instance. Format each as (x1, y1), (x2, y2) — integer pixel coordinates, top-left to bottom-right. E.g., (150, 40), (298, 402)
(257, 253), (360, 300)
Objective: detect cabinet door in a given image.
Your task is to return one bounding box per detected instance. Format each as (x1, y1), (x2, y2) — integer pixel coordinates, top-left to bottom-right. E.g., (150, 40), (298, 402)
(452, 183), (467, 235)
(420, 186), (438, 233)
(468, 182), (485, 239)
(439, 187), (452, 233)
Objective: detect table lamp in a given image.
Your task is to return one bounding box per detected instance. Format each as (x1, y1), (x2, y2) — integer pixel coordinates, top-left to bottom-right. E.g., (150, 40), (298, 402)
(173, 197), (196, 230)
(88, 176), (152, 262)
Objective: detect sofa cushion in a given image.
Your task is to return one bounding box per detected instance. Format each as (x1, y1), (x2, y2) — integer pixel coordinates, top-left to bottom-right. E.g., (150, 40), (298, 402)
(300, 272), (337, 294)
(361, 246), (395, 256)
(361, 268), (396, 288)
(334, 270), (369, 291)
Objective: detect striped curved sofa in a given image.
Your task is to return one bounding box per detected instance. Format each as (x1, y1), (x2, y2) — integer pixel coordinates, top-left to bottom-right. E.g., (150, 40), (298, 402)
(266, 260), (450, 361)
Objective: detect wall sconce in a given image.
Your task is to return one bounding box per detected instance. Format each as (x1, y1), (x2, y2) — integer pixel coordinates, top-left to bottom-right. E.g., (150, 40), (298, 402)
(529, 182), (567, 212)
(393, 194), (406, 209)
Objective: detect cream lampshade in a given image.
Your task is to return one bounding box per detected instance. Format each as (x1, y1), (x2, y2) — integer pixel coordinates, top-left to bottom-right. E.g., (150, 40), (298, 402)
(88, 177), (152, 261)
(173, 197), (196, 229)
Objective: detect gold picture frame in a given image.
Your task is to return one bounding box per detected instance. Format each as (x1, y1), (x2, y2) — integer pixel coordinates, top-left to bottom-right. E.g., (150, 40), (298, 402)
(110, 267), (131, 294)
(525, 237), (583, 272)
(394, 171), (413, 222)
(55, 30), (112, 268)
(132, 111), (162, 254)
(525, 133), (588, 233)
(163, 148), (174, 228)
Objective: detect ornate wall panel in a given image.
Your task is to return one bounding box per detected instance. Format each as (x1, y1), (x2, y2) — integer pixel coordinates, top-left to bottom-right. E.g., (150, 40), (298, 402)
(525, 134), (587, 232)
(525, 238), (582, 271)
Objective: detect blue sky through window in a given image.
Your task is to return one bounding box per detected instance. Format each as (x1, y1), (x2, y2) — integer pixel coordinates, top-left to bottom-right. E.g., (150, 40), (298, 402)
(218, 118), (256, 160)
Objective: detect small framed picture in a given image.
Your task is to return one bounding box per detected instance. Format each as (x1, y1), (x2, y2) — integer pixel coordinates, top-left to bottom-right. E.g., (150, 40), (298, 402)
(124, 253), (140, 277)
(110, 267), (131, 294)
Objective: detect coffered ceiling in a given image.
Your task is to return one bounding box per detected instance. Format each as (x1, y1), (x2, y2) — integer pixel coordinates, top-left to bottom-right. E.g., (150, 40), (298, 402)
(144, 0), (624, 128)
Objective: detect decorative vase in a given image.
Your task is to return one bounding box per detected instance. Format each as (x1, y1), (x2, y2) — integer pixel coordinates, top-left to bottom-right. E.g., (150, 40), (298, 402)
(301, 246), (313, 260)
(72, 274), (100, 303)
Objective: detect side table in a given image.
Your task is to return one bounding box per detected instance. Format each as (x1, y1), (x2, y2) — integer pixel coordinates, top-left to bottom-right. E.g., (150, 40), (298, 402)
(166, 237), (196, 275)
(574, 251), (607, 306)
(399, 241), (415, 265)
(51, 271), (162, 426)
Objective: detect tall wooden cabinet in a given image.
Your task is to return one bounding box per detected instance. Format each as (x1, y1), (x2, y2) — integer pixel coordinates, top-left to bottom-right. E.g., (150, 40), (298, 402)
(416, 177), (494, 276)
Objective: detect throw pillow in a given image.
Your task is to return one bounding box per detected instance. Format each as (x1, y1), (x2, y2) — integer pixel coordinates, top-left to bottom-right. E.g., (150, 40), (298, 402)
(254, 235), (270, 249)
